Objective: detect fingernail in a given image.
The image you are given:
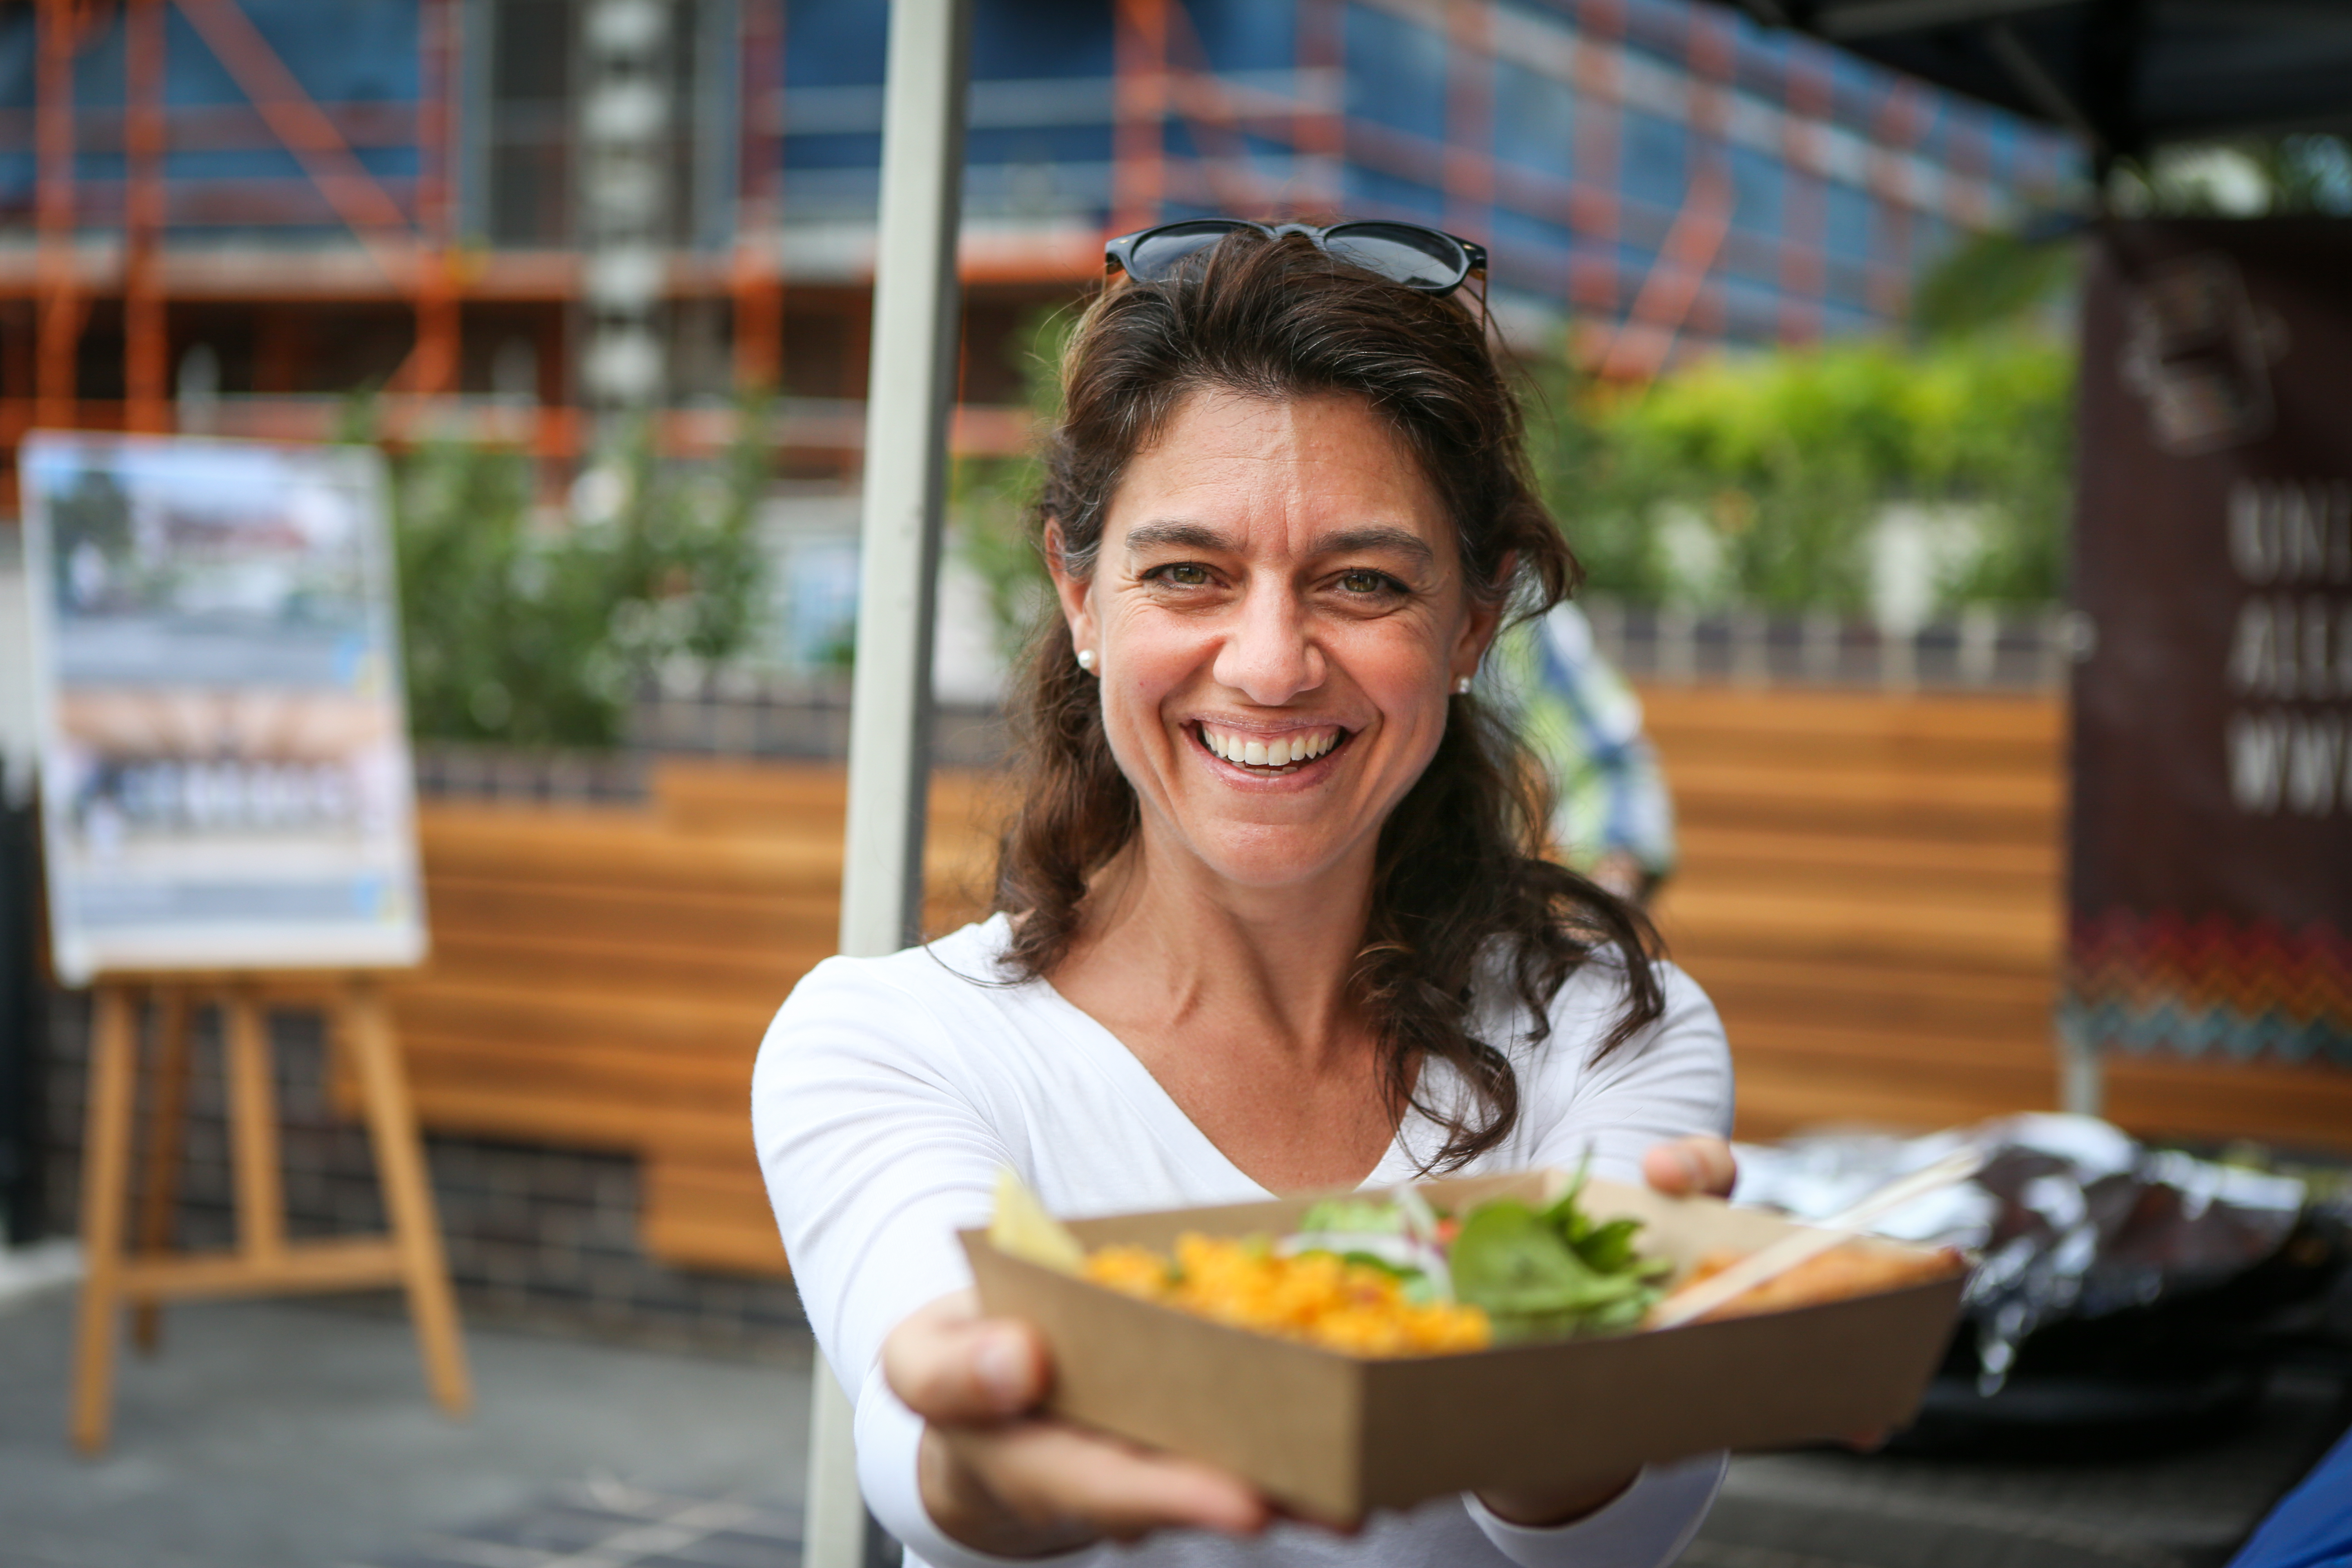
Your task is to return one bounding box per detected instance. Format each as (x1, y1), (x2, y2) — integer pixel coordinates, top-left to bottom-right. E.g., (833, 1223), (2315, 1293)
(975, 1331), (1029, 1407)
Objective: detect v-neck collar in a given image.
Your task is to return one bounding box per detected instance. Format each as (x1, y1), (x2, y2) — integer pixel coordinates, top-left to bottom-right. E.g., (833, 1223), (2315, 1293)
(985, 917), (1441, 1199)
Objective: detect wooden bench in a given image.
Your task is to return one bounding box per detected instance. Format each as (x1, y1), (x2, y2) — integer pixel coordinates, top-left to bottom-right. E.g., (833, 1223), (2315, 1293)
(389, 764), (1000, 1278)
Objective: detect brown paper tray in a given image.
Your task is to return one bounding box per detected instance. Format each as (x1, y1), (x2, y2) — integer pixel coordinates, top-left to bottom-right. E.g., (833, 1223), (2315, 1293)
(962, 1168), (1968, 1521)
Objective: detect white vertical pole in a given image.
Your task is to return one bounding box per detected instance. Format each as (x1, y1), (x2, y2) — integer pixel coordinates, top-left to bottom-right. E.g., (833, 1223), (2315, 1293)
(2058, 1016), (2104, 1118)
(803, 1), (972, 1565)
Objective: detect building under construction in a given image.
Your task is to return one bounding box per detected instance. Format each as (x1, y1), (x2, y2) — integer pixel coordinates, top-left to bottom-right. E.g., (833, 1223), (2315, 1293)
(0, 0), (2074, 490)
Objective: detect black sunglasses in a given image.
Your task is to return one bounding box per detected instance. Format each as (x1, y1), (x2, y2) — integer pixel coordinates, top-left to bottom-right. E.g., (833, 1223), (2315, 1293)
(1104, 219), (1488, 297)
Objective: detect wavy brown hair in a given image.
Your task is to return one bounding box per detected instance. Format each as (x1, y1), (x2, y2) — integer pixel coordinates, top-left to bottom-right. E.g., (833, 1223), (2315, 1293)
(990, 228), (1663, 1171)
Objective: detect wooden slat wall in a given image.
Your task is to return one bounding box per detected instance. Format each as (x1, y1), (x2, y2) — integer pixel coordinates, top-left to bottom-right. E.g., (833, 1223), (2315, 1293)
(389, 692), (2351, 1279)
(1640, 685), (2352, 1150)
(1639, 687), (2068, 1139)
(391, 763), (1001, 1278)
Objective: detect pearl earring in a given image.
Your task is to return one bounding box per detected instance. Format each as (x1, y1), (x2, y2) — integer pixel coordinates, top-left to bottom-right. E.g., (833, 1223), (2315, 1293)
(1076, 648), (1097, 674)
(1453, 675), (1474, 695)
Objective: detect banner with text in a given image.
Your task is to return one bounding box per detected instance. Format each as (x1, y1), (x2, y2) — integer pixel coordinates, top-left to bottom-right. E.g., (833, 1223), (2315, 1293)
(2066, 220), (2352, 1071)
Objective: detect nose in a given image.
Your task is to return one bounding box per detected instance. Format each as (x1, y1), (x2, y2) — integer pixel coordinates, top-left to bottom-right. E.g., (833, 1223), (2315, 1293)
(1211, 576), (1324, 705)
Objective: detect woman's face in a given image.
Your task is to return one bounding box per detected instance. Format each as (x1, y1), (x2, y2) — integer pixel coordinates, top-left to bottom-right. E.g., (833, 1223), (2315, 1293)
(1053, 388), (1499, 894)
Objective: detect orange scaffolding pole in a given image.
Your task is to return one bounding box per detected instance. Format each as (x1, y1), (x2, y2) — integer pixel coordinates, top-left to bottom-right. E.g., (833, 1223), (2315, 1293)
(1778, 48), (1833, 344)
(1294, 0), (1343, 218)
(171, 0), (419, 283)
(125, 0), (171, 433)
(734, 0), (786, 393)
(1568, 0), (1626, 330)
(411, 0), (460, 397)
(1157, 0), (1282, 215)
(1443, 0), (1496, 246)
(1112, 0), (1169, 234)
(35, 0), (89, 430)
(1594, 159), (1732, 382)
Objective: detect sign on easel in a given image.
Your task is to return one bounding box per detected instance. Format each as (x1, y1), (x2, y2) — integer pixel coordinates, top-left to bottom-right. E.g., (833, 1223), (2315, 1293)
(21, 433), (426, 984)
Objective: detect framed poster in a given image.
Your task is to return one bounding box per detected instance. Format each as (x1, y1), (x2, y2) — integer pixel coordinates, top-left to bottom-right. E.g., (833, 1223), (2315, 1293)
(22, 433), (426, 983)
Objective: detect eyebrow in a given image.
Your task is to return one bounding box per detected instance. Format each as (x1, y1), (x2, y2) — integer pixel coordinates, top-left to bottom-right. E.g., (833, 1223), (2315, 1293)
(1121, 520), (1436, 569)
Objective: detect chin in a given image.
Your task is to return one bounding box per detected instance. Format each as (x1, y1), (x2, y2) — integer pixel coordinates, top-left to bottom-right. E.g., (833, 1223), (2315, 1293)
(1187, 824), (1358, 890)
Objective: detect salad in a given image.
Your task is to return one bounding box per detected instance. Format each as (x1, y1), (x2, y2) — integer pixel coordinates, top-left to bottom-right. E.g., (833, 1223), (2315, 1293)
(1284, 1166), (1673, 1343)
(995, 1163), (1674, 1357)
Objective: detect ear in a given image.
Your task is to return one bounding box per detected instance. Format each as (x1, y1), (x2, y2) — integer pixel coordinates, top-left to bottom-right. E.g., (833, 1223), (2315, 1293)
(1044, 519), (1098, 657)
(1450, 550), (1515, 686)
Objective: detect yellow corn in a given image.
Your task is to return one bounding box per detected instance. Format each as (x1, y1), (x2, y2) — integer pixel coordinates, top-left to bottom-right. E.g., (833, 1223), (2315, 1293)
(1078, 1233), (1491, 1357)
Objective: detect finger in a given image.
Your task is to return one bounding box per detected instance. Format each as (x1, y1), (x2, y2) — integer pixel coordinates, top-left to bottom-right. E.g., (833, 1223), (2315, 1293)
(1643, 1135), (1737, 1199)
(884, 1291), (1050, 1423)
(953, 1420), (1273, 1540)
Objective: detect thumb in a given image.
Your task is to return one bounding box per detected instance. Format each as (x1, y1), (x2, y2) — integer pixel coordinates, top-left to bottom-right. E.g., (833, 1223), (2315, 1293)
(883, 1292), (1049, 1424)
(1642, 1135), (1737, 1199)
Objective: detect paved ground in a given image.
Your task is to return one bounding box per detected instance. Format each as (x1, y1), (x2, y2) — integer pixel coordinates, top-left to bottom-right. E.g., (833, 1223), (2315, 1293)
(0, 1269), (2341, 1568)
(1699, 1370), (2347, 1568)
(0, 1284), (811, 1568)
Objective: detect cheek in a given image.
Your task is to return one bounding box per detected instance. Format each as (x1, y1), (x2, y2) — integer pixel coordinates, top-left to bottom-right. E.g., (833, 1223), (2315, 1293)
(1096, 608), (1207, 733)
(1343, 618), (1453, 712)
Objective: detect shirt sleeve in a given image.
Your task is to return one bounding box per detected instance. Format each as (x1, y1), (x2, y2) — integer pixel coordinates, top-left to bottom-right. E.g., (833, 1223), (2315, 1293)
(751, 955), (1028, 1559)
(1521, 958), (1736, 1185)
(1463, 1454), (1726, 1568)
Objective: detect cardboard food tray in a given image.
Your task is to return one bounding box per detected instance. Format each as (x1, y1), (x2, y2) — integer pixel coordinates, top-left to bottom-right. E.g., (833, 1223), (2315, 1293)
(961, 1167), (1968, 1522)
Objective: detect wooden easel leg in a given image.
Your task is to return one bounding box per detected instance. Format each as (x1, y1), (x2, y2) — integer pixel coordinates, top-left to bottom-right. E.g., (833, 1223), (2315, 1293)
(343, 982), (471, 1417)
(71, 985), (141, 1457)
(221, 988), (287, 1264)
(131, 989), (193, 1353)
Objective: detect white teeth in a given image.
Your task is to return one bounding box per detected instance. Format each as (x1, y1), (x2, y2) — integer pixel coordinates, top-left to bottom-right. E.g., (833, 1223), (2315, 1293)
(1200, 726), (1339, 769)
(1204, 729), (1354, 771)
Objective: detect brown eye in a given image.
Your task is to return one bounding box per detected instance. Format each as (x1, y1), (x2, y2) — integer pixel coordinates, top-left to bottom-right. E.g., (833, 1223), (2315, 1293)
(1158, 563), (1210, 586)
(1338, 569), (1395, 595)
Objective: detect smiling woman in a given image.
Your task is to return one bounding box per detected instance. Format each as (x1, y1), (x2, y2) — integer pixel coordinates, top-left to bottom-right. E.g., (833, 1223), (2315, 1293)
(753, 228), (1738, 1568)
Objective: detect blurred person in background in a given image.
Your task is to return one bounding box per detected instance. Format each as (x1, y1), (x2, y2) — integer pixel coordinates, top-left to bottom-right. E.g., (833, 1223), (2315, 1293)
(1494, 602), (1676, 904)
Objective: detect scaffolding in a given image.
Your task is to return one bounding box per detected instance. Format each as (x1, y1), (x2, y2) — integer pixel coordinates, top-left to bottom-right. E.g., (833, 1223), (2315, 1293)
(0, 0), (2073, 499)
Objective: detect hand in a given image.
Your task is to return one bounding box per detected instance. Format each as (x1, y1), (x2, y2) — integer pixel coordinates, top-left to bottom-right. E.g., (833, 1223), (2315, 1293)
(886, 1289), (1272, 1557)
(1641, 1134), (1736, 1200)
(1475, 1134), (1738, 1527)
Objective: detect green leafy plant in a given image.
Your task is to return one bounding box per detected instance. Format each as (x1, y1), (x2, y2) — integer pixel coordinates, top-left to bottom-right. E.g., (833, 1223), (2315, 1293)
(385, 408), (772, 750)
(952, 307), (1073, 662)
(1522, 332), (2075, 615)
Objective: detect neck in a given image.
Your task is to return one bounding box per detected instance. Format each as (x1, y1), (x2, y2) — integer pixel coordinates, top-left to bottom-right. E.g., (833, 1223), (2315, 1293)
(1067, 822), (1380, 1071)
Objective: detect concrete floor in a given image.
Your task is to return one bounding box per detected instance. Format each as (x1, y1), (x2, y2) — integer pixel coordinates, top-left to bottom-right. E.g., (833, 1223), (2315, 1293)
(0, 1283), (812, 1568)
(0, 1268), (2341, 1568)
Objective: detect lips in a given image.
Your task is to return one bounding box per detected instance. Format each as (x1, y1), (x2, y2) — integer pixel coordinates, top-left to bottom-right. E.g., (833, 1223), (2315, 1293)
(1194, 722), (1348, 775)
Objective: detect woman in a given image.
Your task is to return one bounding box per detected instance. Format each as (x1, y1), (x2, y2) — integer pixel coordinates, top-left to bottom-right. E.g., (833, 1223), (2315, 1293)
(755, 224), (1736, 1568)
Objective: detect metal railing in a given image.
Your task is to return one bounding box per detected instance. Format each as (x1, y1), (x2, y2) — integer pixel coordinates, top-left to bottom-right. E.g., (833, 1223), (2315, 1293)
(1583, 599), (2082, 693)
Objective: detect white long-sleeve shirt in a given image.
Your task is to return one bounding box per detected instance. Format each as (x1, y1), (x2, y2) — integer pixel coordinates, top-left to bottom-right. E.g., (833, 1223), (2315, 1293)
(752, 914), (1735, 1568)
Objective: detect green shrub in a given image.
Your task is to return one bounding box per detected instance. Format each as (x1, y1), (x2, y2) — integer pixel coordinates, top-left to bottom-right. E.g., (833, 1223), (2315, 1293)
(386, 413), (770, 750)
(1524, 333), (2074, 614)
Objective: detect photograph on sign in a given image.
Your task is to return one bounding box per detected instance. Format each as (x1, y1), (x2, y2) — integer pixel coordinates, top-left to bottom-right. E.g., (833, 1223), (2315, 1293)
(22, 432), (426, 983)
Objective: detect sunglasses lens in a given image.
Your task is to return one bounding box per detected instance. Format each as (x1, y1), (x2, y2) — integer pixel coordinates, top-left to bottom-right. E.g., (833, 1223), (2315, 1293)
(1323, 223), (1469, 290)
(1125, 220), (1250, 280)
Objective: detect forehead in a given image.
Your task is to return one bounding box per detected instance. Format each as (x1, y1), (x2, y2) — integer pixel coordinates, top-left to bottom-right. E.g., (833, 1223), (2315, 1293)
(1106, 388), (1450, 554)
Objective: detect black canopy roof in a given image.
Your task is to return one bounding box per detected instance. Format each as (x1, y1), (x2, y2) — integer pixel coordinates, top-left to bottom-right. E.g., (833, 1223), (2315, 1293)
(1720, 2), (2352, 161)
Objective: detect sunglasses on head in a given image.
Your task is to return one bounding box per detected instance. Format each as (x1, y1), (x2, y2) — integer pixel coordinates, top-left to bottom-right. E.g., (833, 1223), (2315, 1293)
(1104, 219), (1488, 298)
